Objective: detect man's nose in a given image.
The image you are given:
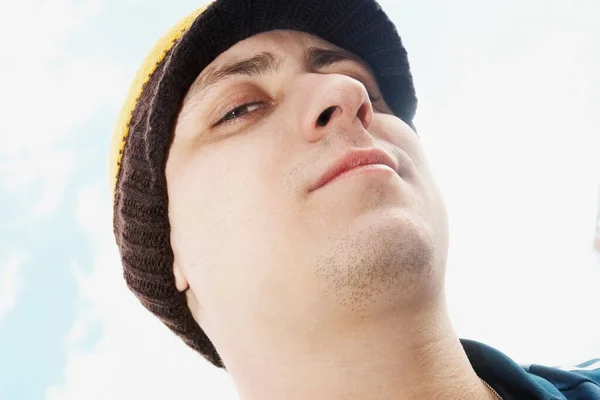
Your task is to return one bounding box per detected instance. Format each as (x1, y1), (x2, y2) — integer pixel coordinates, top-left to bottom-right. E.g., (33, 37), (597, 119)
(295, 74), (374, 143)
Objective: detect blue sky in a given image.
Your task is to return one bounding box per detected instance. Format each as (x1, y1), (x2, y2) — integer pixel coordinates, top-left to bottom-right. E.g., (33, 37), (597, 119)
(0, 0), (599, 399)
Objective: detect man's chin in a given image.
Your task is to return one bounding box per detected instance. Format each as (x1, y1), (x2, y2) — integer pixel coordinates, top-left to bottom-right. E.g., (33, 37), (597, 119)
(310, 210), (441, 316)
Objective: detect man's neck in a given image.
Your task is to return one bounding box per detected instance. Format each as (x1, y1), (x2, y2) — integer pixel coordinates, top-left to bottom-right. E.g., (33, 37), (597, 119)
(225, 300), (498, 400)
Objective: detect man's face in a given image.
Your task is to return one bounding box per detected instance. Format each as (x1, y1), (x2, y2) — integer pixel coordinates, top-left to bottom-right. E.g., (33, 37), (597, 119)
(166, 30), (448, 352)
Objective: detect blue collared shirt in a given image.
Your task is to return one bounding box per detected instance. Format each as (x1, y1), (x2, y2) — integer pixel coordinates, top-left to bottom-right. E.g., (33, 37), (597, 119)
(461, 339), (600, 399)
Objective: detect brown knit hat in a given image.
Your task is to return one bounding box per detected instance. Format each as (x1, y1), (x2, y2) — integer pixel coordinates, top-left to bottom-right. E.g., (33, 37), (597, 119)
(109, 0), (417, 369)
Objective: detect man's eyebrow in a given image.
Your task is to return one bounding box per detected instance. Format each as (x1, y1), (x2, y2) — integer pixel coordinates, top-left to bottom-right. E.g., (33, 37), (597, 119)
(184, 46), (374, 105)
(186, 52), (283, 104)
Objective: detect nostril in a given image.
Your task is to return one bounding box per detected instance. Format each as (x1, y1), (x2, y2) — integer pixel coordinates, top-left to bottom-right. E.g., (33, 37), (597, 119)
(316, 106), (337, 127)
(356, 101), (371, 130)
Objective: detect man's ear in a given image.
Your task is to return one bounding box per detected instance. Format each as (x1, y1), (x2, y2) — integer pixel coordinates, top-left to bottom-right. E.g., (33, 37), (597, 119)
(174, 262), (203, 326)
(173, 262), (190, 292)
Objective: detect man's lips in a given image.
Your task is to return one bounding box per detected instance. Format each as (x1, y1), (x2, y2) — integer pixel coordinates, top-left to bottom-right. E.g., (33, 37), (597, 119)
(309, 147), (398, 192)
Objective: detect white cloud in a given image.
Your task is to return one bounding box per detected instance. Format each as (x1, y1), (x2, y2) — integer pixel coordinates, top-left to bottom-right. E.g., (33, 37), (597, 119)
(0, 0), (127, 217)
(406, 0), (600, 367)
(45, 182), (239, 400)
(29, 149), (75, 218)
(0, 0), (103, 64)
(0, 255), (24, 324)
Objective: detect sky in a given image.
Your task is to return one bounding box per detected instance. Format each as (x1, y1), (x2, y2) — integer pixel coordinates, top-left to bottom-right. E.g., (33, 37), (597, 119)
(0, 0), (598, 399)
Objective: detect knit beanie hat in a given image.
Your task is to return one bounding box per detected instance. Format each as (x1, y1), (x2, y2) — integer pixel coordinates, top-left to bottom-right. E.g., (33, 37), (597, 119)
(109, 0), (417, 370)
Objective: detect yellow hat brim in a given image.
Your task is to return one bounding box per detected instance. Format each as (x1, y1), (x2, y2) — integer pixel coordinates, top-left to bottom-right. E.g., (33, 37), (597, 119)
(108, 4), (211, 198)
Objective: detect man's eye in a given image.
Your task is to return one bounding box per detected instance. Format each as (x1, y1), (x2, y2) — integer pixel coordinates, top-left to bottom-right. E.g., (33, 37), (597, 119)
(368, 92), (381, 103)
(214, 102), (263, 127)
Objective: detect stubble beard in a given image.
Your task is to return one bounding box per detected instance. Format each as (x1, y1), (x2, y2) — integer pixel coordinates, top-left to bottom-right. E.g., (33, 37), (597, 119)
(313, 211), (441, 317)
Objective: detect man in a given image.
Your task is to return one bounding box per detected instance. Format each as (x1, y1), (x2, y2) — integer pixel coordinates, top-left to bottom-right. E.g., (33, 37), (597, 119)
(109, 0), (600, 398)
